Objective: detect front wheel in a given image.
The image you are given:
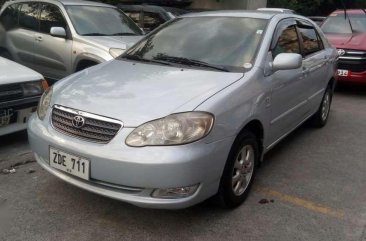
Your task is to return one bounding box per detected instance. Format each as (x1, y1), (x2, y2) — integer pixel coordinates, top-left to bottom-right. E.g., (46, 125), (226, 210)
(217, 130), (258, 208)
(310, 86), (332, 128)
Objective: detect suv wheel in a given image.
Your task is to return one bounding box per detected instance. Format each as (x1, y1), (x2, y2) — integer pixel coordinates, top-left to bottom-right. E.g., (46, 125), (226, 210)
(217, 130), (258, 208)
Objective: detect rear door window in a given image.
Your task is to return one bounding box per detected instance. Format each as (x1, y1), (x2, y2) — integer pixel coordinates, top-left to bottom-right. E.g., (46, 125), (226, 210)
(19, 2), (39, 31)
(0, 4), (19, 30)
(297, 25), (324, 56)
(39, 3), (67, 34)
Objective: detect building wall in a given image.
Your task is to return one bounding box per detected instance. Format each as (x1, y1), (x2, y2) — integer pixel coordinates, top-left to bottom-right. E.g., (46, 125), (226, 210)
(190, 0), (267, 10)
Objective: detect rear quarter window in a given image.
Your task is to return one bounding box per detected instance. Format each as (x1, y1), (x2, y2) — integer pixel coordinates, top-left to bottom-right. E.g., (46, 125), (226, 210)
(0, 4), (19, 30)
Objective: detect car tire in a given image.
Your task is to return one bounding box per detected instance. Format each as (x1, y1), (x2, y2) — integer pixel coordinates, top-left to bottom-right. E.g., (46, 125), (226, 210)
(0, 50), (13, 60)
(310, 86), (332, 128)
(217, 130), (258, 208)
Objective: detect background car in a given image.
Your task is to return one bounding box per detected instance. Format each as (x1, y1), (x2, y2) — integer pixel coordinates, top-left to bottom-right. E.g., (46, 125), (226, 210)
(321, 9), (366, 84)
(28, 11), (337, 209)
(0, 0), (143, 83)
(308, 16), (326, 26)
(0, 57), (47, 136)
(118, 4), (188, 33)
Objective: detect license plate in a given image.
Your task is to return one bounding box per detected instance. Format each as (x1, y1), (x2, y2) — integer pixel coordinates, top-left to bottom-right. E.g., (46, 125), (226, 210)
(337, 69), (349, 76)
(49, 147), (90, 180)
(0, 109), (16, 127)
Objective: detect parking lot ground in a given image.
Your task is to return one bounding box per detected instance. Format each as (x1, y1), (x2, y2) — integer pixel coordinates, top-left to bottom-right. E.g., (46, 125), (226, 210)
(0, 86), (366, 241)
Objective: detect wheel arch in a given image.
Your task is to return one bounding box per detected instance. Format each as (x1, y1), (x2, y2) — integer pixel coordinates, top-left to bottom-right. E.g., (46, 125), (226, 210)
(235, 119), (265, 162)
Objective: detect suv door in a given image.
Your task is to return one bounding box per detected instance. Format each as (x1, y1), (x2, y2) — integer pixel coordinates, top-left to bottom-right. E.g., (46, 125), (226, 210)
(6, 2), (40, 69)
(296, 21), (329, 111)
(267, 19), (310, 146)
(33, 3), (72, 80)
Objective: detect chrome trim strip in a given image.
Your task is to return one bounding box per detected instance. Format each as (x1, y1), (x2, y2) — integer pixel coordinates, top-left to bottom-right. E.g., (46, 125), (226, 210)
(346, 51), (366, 55)
(339, 56), (366, 60)
(270, 100), (307, 125)
(54, 105), (124, 126)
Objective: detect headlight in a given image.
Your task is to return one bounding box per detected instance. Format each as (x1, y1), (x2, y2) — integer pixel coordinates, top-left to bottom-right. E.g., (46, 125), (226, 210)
(37, 87), (53, 120)
(109, 48), (125, 58)
(126, 112), (214, 147)
(21, 81), (43, 96)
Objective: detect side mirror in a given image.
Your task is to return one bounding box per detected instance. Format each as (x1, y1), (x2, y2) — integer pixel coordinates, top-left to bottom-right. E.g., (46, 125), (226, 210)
(272, 53), (302, 72)
(50, 27), (67, 38)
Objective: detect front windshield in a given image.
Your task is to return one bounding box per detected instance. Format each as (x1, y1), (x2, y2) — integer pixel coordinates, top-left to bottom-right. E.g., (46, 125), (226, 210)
(123, 17), (268, 71)
(321, 14), (366, 34)
(66, 6), (143, 36)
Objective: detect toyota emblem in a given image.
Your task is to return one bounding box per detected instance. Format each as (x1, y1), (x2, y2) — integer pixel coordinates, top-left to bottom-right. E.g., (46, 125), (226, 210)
(337, 49), (346, 56)
(72, 115), (85, 128)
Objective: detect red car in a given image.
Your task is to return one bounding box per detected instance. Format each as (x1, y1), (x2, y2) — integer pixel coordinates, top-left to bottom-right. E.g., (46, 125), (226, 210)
(321, 9), (366, 84)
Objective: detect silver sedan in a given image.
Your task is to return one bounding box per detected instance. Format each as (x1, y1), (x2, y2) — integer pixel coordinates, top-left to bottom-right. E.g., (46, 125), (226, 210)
(28, 11), (338, 209)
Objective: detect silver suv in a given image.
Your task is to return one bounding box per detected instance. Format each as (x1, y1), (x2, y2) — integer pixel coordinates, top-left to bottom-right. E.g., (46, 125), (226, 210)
(0, 0), (143, 81)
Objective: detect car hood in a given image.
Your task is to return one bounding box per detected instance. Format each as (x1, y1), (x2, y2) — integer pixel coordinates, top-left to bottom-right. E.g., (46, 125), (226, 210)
(325, 32), (366, 50)
(53, 60), (244, 127)
(81, 35), (143, 50)
(0, 57), (43, 85)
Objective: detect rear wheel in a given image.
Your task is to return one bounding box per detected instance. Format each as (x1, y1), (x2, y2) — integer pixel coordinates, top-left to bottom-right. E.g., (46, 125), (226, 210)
(310, 86), (332, 128)
(217, 130), (258, 208)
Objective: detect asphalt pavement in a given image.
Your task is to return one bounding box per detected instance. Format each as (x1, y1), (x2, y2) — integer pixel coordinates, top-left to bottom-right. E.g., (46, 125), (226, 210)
(0, 85), (365, 241)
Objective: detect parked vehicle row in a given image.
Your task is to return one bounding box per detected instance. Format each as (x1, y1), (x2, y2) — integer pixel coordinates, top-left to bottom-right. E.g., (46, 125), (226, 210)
(24, 9), (338, 209)
(0, 0), (143, 82)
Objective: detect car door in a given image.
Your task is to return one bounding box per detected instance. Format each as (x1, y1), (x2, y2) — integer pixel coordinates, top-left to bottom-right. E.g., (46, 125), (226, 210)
(296, 21), (329, 111)
(267, 19), (310, 145)
(7, 2), (40, 69)
(33, 3), (72, 80)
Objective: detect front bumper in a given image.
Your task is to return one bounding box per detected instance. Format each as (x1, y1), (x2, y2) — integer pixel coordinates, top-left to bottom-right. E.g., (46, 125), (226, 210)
(0, 96), (40, 136)
(28, 113), (234, 209)
(337, 70), (366, 84)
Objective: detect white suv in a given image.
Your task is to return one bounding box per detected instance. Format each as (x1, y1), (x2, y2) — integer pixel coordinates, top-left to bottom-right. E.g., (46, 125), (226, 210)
(0, 57), (46, 136)
(0, 0), (143, 82)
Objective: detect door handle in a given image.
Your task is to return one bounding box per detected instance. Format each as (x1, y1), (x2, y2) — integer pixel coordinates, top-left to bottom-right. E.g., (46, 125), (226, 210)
(35, 36), (43, 41)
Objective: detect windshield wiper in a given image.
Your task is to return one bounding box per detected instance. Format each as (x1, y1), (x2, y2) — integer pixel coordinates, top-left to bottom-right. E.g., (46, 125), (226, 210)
(122, 54), (173, 66)
(153, 54), (229, 72)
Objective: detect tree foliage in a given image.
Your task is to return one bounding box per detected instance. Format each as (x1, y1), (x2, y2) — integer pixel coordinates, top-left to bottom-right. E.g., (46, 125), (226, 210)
(268, 0), (366, 16)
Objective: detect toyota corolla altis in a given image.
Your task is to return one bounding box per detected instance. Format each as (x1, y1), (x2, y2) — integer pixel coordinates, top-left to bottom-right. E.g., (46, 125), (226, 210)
(28, 11), (338, 209)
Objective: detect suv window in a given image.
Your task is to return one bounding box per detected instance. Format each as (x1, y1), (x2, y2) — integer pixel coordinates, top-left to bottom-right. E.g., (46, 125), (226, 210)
(39, 3), (67, 34)
(143, 12), (164, 32)
(124, 11), (141, 27)
(298, 26), (323, 56)
(272, 25), (300, 58)
(19, 2), (39, 31)
(0, 4), (19, 30)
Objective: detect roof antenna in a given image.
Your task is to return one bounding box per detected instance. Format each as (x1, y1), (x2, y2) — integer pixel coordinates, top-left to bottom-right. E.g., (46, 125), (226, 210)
(340, 0), (354, 33)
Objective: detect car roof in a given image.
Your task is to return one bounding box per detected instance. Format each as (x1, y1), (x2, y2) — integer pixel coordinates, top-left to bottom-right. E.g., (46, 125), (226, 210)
(181, 10), (279, 19)
(4, 0), (114, 7)
(331, 9), (366, 15)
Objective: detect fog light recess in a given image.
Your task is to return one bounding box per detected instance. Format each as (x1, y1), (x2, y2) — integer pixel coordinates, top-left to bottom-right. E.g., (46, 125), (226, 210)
(151, 184), (199, 199)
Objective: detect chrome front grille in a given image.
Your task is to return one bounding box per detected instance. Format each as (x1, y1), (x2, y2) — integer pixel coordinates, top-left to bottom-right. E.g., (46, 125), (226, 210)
(51, 105), (122, 143)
